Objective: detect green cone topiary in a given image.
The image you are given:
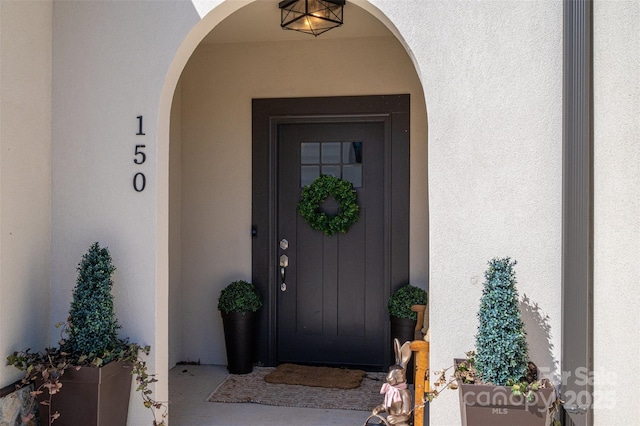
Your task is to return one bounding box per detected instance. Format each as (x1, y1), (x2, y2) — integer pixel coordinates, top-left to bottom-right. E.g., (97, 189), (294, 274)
(474, 257), (528, 386)
(63, 242), (120, 359)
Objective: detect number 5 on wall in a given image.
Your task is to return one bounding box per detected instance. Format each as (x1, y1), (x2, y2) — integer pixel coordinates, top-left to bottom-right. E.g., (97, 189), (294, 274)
(134, 145), (146, 165)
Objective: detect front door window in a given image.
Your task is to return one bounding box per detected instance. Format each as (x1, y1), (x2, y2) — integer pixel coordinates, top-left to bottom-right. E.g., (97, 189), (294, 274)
(300, 141), (363, 187)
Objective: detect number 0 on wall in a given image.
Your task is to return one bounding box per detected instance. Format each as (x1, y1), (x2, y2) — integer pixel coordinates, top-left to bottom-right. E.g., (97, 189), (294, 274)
(133, 172), (146, 192)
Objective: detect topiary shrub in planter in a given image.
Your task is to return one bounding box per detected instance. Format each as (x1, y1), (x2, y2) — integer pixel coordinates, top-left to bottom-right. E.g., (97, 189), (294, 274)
(7, 243), (166, 426)
(454, 258), (557, 426)
(218, 280), (263, 374)
(388, 284), (428, 342)
(387, 284), (427, 382)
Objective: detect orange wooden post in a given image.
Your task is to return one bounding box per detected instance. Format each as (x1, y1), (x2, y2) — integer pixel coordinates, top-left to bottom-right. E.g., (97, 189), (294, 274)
(410, 340), (429, 426)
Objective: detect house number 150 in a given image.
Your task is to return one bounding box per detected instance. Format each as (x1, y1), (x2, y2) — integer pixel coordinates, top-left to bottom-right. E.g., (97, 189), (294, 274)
(133, 116), (146, 192)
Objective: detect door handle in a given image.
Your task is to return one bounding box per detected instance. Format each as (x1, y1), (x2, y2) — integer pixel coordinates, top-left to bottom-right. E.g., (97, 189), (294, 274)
(279, 254), (288, 291)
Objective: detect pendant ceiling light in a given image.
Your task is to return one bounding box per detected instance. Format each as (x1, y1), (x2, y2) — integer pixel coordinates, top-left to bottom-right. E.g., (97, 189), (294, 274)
(279, 0), (345, 37)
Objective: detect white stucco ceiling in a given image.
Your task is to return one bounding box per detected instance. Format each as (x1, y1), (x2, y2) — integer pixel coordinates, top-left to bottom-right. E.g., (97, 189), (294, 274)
(202, 1), (392, 44)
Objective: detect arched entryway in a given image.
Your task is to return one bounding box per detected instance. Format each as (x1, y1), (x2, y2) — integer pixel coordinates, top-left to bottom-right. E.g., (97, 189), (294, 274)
(158, 0), (428, 378)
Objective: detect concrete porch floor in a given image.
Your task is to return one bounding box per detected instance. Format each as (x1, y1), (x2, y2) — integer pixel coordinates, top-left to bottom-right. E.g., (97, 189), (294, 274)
(168, 365), (379, 426)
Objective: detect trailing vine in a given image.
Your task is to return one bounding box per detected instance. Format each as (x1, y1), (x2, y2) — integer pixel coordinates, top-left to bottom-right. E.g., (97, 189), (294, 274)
(7, 328), (168, 426)
(298, 175), (359, 236)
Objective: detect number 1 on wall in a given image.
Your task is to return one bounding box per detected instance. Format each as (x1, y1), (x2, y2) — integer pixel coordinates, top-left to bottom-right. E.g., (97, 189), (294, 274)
(136, 115), (146, 135)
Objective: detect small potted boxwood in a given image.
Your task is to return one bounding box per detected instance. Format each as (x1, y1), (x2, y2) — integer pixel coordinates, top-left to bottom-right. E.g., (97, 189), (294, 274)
(388, 284), (427, 380)
(217, 280), (263, 374)
(388, 283), (428, 341)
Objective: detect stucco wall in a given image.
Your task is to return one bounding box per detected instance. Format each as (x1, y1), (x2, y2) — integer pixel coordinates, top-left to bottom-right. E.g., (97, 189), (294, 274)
(0, 0), (52, 388)
(177, 34), (428, 364)
(416, 1), (563, 424)
(594, 1), (640, 423)
(50, 1), (202, 423)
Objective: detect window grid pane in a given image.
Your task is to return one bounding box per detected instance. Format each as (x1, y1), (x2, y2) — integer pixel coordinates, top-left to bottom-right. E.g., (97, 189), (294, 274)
(301, 166), (320, 187)
(321, 142), (341, 164)
(301, 142), (320, 164)
(300, 141), (363, 188)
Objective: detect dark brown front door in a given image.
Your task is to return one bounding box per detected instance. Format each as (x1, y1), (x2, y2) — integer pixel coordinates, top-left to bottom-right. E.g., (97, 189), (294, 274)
(276, 120), (385, 368)
(252, 95), (410, 370)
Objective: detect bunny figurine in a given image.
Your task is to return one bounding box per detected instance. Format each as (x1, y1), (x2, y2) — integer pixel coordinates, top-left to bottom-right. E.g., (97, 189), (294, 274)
(371, 338), (413, 426)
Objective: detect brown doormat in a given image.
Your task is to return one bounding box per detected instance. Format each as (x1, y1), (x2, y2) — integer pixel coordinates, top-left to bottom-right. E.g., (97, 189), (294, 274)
(264, 363), (366, 389)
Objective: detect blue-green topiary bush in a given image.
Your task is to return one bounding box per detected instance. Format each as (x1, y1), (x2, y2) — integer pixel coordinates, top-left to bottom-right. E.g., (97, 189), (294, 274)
(63, 242), (120, 359)
(474, 257), (528, 386)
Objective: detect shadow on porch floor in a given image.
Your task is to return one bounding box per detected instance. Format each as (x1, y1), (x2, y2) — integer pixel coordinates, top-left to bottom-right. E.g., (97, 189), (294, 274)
(169, 364), (379, 426)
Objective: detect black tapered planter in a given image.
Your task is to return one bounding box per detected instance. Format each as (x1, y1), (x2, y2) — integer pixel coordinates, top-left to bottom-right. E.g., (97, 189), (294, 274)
(390, 316), (417, 383)
(221, 311), (257, 374)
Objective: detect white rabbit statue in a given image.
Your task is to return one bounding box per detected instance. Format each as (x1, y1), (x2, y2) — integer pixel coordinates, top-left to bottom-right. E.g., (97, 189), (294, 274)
(371, 338), (413, 426)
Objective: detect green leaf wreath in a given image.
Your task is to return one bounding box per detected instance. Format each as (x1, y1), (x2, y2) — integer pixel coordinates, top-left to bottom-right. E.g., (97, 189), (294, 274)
(298, 175), (360, 236)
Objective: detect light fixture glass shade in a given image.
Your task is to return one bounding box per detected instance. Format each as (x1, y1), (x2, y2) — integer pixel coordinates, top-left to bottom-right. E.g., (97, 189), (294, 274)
(279, 0), (345, 37)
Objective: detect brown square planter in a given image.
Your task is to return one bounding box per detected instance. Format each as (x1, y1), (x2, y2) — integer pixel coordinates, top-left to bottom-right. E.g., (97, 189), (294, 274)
(37, 360), (132, 426)
(457, 381), (556, 426)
